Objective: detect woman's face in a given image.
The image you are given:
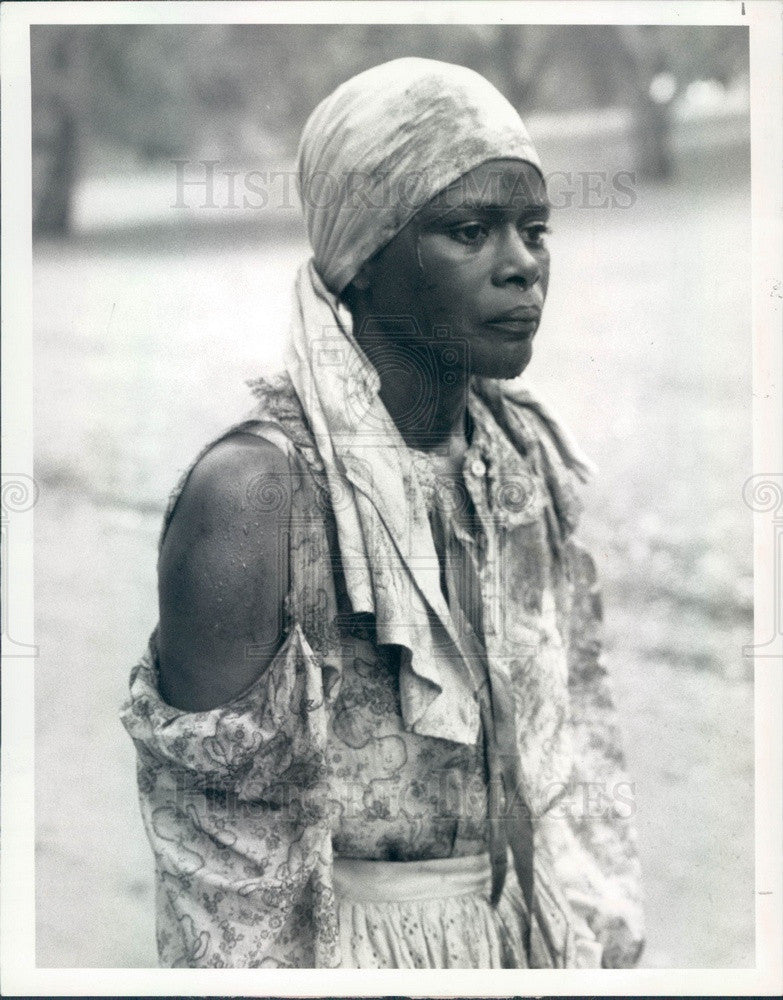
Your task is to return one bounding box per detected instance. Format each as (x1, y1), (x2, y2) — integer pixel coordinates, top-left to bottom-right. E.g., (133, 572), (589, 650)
(355, 159), (551, 381)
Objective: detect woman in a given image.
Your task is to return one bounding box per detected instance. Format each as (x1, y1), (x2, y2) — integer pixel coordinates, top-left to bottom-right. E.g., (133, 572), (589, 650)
(122, 58), (644, 969)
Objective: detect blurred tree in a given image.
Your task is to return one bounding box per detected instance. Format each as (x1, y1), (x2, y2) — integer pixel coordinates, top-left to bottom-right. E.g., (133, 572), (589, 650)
(615, 26), (677, 180)
(31, 29), (84, 234)
(31, 24), (749, 235)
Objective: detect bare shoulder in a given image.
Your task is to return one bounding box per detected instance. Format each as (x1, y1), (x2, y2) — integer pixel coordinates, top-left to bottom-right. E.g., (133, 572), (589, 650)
(157, 433), (293, 711)
(171, 432), (291, 528)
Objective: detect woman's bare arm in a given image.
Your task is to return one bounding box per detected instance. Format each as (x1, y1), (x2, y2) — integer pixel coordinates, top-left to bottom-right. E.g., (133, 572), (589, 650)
(157, 434), (291, 712)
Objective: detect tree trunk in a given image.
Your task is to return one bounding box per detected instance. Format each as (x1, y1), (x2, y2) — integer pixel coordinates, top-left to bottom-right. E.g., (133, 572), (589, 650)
(33, 96), (78, 236)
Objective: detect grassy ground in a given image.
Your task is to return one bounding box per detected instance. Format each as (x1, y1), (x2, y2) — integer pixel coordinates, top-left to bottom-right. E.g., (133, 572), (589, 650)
(34, 142), (753, 968)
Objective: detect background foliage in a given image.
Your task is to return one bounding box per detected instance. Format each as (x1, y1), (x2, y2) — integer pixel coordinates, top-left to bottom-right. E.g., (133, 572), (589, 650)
(32, 24), (749, 231)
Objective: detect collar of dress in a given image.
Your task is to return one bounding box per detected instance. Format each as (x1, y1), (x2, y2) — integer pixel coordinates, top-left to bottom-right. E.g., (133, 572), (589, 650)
(333, 379), (589, 746)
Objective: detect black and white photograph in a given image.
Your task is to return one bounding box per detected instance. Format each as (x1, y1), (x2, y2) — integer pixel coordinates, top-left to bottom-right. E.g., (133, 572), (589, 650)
(2, 0), (782, 993)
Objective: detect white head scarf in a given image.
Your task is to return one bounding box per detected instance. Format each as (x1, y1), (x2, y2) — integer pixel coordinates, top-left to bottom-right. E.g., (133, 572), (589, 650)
(296, 57), (542, 294)
(283, 59), (556, 743)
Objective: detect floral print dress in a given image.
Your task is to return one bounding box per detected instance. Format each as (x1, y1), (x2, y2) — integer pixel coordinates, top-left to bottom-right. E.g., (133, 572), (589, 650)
(121, 374), (644, 969)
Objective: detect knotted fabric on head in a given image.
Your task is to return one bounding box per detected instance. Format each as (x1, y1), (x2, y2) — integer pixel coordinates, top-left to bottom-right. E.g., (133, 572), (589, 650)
(296, 56), (542, 295)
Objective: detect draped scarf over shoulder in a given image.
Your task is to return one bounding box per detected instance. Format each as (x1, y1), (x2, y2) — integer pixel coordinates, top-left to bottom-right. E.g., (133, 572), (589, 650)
(284, 59), (592, 746)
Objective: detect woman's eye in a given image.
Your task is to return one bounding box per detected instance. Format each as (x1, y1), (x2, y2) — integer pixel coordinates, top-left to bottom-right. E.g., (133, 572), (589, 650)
(521, 222), (551, 247)
(449, 223), (488, 246)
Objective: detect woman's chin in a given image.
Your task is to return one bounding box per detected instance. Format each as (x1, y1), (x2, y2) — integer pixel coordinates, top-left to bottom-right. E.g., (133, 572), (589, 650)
(475, 341), (534, 380)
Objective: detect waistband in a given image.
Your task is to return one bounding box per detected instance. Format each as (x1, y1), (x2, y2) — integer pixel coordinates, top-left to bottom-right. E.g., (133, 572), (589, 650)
(333, 852), (493, 904)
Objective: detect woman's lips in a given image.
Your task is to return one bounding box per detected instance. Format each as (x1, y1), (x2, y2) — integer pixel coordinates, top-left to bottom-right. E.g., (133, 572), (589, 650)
(484, 306), (541, 337)
(485, 316), (540, 337)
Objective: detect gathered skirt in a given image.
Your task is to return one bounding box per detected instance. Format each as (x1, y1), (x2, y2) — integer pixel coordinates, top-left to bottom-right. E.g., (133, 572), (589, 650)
(334, 853), (528, 968)
(333, 852), (603, 969)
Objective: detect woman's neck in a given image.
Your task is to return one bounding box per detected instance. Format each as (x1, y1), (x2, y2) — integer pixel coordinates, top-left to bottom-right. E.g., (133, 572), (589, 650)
(353, 320), (471, 453)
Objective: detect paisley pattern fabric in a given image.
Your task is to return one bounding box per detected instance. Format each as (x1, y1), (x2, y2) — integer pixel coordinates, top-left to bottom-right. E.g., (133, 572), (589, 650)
(121, 373), (644, 969)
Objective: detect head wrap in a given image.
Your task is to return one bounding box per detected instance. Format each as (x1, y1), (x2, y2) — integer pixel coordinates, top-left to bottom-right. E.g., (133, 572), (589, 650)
(296, 56), (542, 294)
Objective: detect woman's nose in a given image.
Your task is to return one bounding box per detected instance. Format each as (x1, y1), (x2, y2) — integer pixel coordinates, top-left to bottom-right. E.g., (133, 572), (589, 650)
(491, 227), (541, 288)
